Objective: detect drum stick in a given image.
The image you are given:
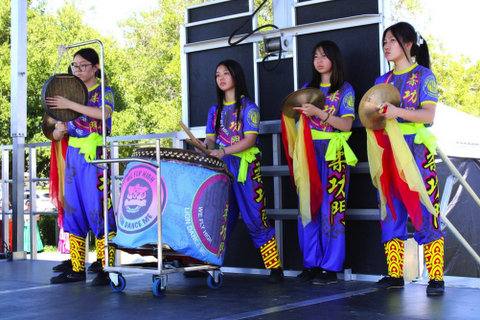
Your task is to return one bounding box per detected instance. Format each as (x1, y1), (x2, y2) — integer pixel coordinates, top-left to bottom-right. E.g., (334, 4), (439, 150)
(179, 121), (210, 154)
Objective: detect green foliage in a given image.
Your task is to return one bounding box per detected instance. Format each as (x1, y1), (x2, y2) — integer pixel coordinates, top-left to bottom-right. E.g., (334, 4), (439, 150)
(432, 49), (480, 117)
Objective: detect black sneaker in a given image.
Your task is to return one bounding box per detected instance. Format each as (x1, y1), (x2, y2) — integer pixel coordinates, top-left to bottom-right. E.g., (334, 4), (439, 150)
(92, 271), (111, 286)
(87, 260), (103, 274)
(50, 270), (86, 284)
(296, 268), (320, 282)
(426, 279), (445, 296)
(376, 276), (404, 289)
(52, 259), (72, 272)
(311, 270), (337, 285)
(268, 268), (284, 283)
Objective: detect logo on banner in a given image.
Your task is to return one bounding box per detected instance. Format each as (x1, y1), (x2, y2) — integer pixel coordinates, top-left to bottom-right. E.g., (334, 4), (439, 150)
(118, 163), (167, 234)
(190, 174), (230, 255)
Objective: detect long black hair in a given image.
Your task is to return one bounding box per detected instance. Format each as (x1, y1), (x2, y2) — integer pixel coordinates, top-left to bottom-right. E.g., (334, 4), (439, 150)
(308, 40), (345, 94)
(73, 48), (109, 85)
(214, 59), (250, 134)
(383, 22), (430, 69)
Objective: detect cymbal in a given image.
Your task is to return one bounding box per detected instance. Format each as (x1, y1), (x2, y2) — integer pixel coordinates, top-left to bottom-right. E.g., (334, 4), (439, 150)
(42, 114), (56, 141)
(281, 87), (325, 121)
(359, 83), (401, 130)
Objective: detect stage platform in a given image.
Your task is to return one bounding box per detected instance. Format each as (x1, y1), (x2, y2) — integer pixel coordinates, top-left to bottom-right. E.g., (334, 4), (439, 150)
(1, 259), (480, 320)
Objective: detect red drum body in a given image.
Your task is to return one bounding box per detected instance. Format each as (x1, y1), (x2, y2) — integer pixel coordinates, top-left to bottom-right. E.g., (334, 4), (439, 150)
(113, 148), (231, 266)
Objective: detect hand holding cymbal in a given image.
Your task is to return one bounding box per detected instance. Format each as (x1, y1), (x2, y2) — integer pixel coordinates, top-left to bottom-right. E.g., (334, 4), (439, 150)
(358, 83), (401, 130)
(281, 88), (326, 121)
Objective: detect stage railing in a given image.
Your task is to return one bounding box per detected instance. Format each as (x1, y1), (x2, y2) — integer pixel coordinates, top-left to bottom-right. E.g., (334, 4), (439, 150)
(2, 121), (479, 271)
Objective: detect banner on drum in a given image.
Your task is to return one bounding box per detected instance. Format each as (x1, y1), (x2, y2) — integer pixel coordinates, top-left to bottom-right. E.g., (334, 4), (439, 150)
(113, 160), (230, 266)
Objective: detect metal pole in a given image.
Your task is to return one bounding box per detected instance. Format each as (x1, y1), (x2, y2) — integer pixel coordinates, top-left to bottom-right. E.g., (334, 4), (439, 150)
(10, 0), (27, 259)
(442, 215), (480, 266)
(436, 147), (480, 267)
(437, 148), (480, 209)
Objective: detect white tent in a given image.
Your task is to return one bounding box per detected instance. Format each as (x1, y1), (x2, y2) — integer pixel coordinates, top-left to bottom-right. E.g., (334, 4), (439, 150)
(430, 103), (480, 159)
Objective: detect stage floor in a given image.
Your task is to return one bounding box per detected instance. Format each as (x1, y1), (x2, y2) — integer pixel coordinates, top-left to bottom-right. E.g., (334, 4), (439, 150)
(1, 259), (480, 320)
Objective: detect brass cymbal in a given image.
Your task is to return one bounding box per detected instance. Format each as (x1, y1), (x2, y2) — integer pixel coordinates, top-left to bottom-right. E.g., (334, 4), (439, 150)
(359, 83), (401, 130)
(281, 87), (326, 121)
(42, 113), (56, 141)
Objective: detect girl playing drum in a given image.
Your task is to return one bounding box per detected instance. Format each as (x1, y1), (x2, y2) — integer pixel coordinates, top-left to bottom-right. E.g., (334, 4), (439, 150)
(204, 59), (284, 283)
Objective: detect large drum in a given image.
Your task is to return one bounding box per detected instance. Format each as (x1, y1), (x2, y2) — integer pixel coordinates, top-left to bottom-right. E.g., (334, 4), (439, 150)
(112, 148), (232, 266)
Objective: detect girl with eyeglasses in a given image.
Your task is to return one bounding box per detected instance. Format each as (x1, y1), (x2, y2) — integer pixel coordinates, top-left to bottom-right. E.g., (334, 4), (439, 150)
(47, 48), (116, 286)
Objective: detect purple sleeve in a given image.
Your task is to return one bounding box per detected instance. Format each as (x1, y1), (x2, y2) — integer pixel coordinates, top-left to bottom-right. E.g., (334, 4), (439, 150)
(242, 99), (260, 134)
(205, 105), (217, 135)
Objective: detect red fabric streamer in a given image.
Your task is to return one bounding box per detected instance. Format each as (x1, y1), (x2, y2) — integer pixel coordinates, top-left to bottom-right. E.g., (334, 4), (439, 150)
(302, 115), (323, 221)
(373, 129), (423, 230)
(49, 136), (68, 228)
(281, 114), (294, 180)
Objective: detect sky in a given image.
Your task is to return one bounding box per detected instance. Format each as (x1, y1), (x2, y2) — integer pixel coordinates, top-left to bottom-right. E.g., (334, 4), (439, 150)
(41, 0), (478, 60)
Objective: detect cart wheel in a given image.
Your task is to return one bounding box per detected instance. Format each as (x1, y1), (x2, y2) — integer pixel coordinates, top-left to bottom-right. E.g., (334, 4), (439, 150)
(153, 278), (167, 297)
(111, 274), (126, 292)
(207, 273), (223, 289)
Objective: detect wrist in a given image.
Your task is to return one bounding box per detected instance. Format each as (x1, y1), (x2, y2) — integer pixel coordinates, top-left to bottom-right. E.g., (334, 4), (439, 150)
(323, 112), (331, 122)
(222, 148), (227, 156)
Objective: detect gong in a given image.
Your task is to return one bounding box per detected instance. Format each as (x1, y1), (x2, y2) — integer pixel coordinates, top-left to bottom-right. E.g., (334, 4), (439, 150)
(41, 73), (87, 121)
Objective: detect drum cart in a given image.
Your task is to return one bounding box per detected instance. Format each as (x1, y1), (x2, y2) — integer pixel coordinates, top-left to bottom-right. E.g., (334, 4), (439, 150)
(58, 39), (223, 297)
(92, 141), (224, 297)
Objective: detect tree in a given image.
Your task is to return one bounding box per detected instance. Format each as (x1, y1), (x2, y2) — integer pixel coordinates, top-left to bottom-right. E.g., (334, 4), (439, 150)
(391, 0), (480, 117)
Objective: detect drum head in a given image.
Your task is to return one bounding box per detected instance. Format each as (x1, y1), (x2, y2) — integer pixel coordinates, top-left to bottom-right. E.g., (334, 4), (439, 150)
(41, 73), (87, 121)
(132, 147), (233, 179)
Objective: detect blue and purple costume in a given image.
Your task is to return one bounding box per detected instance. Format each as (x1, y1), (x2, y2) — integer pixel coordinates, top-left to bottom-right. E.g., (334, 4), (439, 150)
(63, 84), (116, 240)
(206, 97), (281, 269)
(374, 63), (444, 245)
(298, 82), (355, 272)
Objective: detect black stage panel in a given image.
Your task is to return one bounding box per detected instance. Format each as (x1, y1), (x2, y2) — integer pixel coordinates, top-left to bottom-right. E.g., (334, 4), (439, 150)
(187, 44), (253, 127)
(296, 0), (378, 25)
(258, 58), (294, 121)
(187, 0), (249, 23)
(296, 25), (381, 115)
(187, 18), (252, 43)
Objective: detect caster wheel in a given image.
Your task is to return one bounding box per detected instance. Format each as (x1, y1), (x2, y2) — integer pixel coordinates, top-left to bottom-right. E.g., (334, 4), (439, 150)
(153, 278), (167, 296)
(206, 273), (223, 289)
(110, 274), (126, 292)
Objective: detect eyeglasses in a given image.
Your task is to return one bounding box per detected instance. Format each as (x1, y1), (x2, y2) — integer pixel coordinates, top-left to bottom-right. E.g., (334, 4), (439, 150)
(70, 63), (92, 72)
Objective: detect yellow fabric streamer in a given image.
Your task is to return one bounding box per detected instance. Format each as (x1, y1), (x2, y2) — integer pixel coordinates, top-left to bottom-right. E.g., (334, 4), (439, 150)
(366, 119), (438, 221)
(293, 116), (312, 226)
(230, 146), (261, 183)
(68, 132), (103, 163)
(311, 130), (358, 166)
